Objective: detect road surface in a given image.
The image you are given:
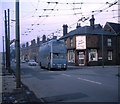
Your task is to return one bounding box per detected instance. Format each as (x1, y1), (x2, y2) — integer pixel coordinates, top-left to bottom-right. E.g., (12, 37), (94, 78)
(12, 62), (119, 103)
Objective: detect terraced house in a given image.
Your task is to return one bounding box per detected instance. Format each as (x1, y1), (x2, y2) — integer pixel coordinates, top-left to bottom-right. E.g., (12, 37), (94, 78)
(20, 35), (57, 62)
(20, 15), (120, 66)
(60, 15), (120, 66)
(104, 22), (120, 65)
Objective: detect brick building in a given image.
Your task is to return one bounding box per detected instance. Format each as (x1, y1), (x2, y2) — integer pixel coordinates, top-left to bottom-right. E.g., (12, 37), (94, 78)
(20, 15), (120, 66)
(60, 15), (119, 66)
(20, 35), (57, 62)
(20, 38), (41, 62)
(104, 22), (120, 65)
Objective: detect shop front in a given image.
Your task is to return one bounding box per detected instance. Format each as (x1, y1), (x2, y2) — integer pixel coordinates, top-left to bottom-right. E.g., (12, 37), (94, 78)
(76, 36), (86, 66)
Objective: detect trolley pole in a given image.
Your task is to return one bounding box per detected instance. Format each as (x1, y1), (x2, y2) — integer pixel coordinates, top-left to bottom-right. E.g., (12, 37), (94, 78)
(15, 0), (21, 88)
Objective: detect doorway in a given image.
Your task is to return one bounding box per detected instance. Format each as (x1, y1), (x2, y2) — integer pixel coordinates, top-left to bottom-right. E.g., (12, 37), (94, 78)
(78, 52), (85, 66)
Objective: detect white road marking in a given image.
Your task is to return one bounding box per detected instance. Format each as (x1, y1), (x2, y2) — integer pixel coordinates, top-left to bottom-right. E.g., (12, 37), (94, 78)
(49, 71), (54, 72)
(77, 77), (102, 85)
(62, 74), (101, 85)
(62, 74), (71, 77)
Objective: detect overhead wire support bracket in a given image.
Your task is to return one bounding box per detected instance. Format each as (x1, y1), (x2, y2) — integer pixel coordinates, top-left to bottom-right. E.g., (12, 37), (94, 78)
(43, 9), (54, 11)
(47, 2), (58, 4)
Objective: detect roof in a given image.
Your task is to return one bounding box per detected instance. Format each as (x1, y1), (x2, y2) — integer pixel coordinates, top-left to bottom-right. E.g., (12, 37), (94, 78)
(60, 24), (114, 39)
(105, 22), (120, 34)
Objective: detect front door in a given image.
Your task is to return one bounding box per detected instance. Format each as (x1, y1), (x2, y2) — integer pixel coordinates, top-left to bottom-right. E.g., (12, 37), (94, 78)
(78, 52), (85, 66)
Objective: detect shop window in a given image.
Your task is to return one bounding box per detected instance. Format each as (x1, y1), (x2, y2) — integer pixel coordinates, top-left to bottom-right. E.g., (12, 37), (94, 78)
(108, 51), (112, 60)
(107, 38), (112, 47)
(68, 50), (75, 63)
(89, 49), (98, 61)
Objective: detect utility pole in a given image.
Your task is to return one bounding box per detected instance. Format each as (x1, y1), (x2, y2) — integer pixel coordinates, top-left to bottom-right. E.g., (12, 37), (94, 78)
(102, 31), (104, 68)
(7, 9), (11, 73)
(4, 10), (8, 71)
(15, 0), (21, 88)
(2, 36), (5, 69)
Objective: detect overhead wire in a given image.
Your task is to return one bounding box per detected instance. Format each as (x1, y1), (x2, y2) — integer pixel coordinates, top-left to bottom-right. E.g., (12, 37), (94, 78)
(20, 0), (40, 19)
(31, 2), (58, 36)
(22, 1), (49, 35)
(22, 1), (59, 36)
(47, 0), (118, 39)
(21, 0), (118, 41)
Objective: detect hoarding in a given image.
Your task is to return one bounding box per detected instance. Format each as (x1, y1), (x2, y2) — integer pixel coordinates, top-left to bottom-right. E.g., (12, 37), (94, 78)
(76, 36), (86, 49)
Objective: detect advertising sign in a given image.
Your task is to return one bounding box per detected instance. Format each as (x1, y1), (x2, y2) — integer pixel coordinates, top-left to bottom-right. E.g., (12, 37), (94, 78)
(76, 36), (86, 49)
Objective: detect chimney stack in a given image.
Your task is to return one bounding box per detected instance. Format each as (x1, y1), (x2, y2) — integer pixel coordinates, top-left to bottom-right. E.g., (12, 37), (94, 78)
(37, 37), (40, 44)
(26, 42), (29, 47)
(31, 40), (33, 46)
(42, 35), (46, 43)
(76, 23), (81, 28)
(89, 15), (95, 29)
(33, 39), (36, 45)
(63, 24), (68, 36)
(22, 44), (25, 48)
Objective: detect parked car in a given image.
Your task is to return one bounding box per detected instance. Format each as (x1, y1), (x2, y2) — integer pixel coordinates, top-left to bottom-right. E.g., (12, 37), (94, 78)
(25, 59), (29, 62)
(21, 60), (26, 63)
(28, 60), (38, 66)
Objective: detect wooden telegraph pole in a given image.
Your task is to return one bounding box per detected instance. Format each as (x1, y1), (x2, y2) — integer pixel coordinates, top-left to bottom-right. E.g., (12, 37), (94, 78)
(7, 9), (11, 73)
(4, 10), (8, 71)
(15, 0), (21, 88)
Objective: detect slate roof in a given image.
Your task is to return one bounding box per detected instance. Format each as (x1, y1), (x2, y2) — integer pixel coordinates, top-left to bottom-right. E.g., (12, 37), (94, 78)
(106, 22), (120, 34)
(60, 24), (114, 39)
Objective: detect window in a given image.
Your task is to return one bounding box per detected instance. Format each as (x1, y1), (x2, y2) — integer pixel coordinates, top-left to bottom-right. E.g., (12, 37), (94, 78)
(53, 53), (66, 59)
(107, 38), (112, 47)
(108, 51), (112, 60)
(89, 49), (98, 61)
(70, 38), (73, 47)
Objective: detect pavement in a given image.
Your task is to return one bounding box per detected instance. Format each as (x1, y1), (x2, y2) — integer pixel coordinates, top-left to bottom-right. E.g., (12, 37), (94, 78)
(1, 67), (42, 104)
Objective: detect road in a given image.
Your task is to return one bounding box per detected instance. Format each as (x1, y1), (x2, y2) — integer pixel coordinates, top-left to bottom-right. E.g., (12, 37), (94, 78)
(11, 62), (119, 103)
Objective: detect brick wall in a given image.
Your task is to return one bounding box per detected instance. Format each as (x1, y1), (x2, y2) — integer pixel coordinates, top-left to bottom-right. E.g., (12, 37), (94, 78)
(86, 35), (98, 48)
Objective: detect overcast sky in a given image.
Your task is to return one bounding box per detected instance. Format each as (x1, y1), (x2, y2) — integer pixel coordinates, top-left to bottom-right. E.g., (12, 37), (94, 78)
(0, 0), (119, 52)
